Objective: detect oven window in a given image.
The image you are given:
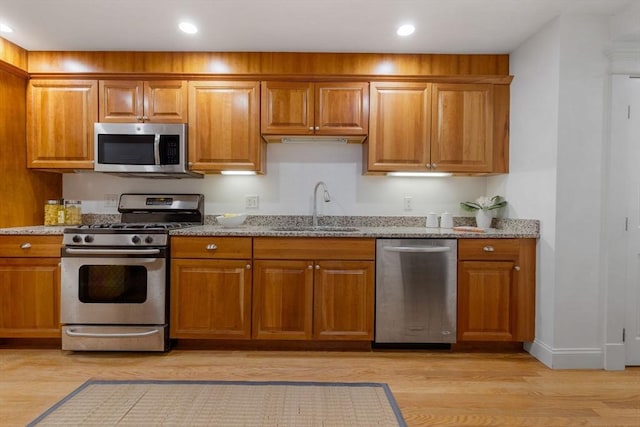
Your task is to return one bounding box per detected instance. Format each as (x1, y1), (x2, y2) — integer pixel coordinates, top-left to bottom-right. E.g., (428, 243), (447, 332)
(78, 265), (148, 303)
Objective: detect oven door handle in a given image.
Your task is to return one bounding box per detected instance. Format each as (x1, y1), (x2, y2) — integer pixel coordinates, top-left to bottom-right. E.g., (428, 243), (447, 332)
(64, 328), (160, 338)
(64, 248), (162, 256)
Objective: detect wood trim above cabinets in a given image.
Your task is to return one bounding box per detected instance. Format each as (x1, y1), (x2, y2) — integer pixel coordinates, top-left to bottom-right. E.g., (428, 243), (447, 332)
(26, 51), (510, 78)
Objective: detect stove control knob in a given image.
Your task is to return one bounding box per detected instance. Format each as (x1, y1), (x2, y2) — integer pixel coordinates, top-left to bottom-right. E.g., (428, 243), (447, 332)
(131, 235), (141, 244)
(84, 235), (94, 243)
(72, 235), (82, 243)
(145, 236), (154, 244)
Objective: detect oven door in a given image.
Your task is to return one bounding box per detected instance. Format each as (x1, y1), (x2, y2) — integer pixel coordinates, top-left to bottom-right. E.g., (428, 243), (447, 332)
(60, 248), (167, 325)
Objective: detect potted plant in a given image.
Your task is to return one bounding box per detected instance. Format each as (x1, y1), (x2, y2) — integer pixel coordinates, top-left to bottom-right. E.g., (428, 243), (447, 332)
(460, 195), (507, 229)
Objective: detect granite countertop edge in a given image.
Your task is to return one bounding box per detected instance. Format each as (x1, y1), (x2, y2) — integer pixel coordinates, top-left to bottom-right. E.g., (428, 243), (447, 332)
(169, 225), (538, 239)
(0, 217), (540, 239)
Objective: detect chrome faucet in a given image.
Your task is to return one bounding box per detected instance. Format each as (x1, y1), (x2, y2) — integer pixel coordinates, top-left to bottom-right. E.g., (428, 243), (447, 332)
(312, 181), (331, 227)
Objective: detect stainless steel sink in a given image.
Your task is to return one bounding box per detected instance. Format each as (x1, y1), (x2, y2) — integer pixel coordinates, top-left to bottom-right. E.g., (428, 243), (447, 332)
(271, 226), (360, 232)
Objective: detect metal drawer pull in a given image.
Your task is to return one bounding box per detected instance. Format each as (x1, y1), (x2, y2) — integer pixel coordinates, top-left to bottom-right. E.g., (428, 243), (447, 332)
(483, 246), (495, 252)
(383, 246), (451, 253)
(65, 329), (159, 338)
(514, 266), (521, 271)
(20, 243), (32, 249)
(206, 244), (218, 251)
(246, 264), (251, 269)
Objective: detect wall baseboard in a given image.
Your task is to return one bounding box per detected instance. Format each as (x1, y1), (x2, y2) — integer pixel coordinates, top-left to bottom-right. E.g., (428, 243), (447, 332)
(527, 340), (604, 369)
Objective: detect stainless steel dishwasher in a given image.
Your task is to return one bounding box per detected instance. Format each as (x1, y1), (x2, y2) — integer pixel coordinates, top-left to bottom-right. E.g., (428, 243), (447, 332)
(375, 239), (457, 344)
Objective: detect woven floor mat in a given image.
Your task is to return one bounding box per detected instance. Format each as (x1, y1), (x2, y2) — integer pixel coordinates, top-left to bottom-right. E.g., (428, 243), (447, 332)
(28, 380), (406, 426)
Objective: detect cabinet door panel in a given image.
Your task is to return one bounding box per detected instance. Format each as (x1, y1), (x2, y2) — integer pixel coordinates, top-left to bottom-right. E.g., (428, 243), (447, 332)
(261, 81), (313, 134)
(0, 259), (60, 338)
(431, 84), (493, 172)
(188, 81), (262, 172)
(170, 259), (252, 339)
(313, 261), (374, 340)
(315, 82), (368, 135)
(457, 260), (515, 341)
(99, 80), (143, 122)
(368, 82), (431, 171)
(252, 260), (313, 340)
(27, 79), (97, 169)
(144, 80), (188, 123)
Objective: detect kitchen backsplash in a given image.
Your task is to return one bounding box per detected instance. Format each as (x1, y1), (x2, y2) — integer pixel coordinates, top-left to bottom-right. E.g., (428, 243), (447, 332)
(64, 144), (491, 217)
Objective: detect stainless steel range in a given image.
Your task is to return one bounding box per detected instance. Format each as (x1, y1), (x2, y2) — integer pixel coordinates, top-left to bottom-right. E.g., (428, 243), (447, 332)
(60, 193), (204, 352)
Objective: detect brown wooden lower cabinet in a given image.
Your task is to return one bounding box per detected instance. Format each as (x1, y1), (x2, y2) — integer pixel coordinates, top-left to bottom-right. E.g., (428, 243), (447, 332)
(457, 238), (536, 342)
(170, 237), (253, 339)
(170, 258), (252, 339)
(170, 235), (538, 345)
(0, 235), (62, 338)
(252, 260), (314, 340)
(252, 258), (374, 341)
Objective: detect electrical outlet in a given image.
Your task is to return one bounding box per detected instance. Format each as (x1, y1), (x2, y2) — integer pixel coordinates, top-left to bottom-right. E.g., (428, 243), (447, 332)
(403, 196), (413, 211)
(245, 195), (259, 209)
(104, 194), (119, 208)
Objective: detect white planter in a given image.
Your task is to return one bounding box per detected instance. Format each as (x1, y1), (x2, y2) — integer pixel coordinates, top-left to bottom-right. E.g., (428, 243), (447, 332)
(475, 209), (493, 229)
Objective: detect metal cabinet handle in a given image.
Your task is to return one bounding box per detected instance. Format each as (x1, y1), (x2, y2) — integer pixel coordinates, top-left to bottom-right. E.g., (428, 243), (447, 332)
(483, 246), (495, 252)
(206, 244), (218, 251)
(514, 265), (521, 271)
(246, 264), (251, 270)
(315, 265), (320, 270)
(426, 163), (432, 169)
(142, 116), (149, 121)
(315, 126), (320, 131)
(308, 126), (314, 131)
(432, 163), (437, 169)
(20, 243), (32, 249)
(308, 264), (313, 270)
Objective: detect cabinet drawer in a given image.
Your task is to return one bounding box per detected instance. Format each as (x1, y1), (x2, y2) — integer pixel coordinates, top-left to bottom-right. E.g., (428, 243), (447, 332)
(253, 237), (375, 260)
(171, 237), (252, 259)
(458, 239), (521, 260)
(0, 235), (62, 257)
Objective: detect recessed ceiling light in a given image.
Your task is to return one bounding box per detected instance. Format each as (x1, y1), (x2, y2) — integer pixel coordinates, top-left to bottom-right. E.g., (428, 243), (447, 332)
(396, 24), (415, 37)
(179, 22), (198, 35)
(0, 23), (13, 33)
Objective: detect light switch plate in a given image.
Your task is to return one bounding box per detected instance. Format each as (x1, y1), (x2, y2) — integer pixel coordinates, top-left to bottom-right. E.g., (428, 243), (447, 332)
(403, 196), (413, 211)
(104, 194), (119, 208)
(245, 195), (259, 209)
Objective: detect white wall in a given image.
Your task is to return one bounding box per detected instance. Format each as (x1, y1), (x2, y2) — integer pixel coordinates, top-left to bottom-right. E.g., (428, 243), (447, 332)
(64, 143), (488, 218)
(489, 13), (612, 369)
(488, 17), (561, 367)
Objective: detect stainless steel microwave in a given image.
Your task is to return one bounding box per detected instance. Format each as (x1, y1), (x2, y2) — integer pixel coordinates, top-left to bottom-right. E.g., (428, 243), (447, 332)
(94, 123), (202, 178)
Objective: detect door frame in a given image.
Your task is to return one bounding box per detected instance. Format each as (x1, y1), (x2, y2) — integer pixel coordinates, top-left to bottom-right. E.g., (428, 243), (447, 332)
(603, 72), (639, 370)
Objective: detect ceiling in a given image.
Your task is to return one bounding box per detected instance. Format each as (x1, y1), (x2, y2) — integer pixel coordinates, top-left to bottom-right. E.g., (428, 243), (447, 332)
(0, 0), (637, 54)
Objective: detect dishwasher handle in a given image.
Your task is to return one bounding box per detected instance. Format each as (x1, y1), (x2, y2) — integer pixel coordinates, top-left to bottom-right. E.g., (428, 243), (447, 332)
(383, 246), (451, 253)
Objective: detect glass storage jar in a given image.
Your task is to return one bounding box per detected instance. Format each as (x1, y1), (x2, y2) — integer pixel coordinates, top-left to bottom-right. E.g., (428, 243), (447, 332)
(44, 199), (65, 226)
(65, 200), (82, 225)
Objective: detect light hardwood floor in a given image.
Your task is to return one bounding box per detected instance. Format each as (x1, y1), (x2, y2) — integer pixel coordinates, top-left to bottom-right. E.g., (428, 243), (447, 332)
(1, 344), (638, 426)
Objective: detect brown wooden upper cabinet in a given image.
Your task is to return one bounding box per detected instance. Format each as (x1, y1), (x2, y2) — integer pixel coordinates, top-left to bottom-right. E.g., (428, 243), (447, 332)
(367, 82), (509, 174)
(260, 81), (369, 142)
(99, 80), (188, 123)
(188, 81), (264, 173)
(27, 79), (98, 169)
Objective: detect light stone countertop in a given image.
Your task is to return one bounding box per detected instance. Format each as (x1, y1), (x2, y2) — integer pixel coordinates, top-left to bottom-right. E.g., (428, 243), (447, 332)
(0, 216), (540, 239)
(0, 225), (67, 235)
(170, 224), (538, 239)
